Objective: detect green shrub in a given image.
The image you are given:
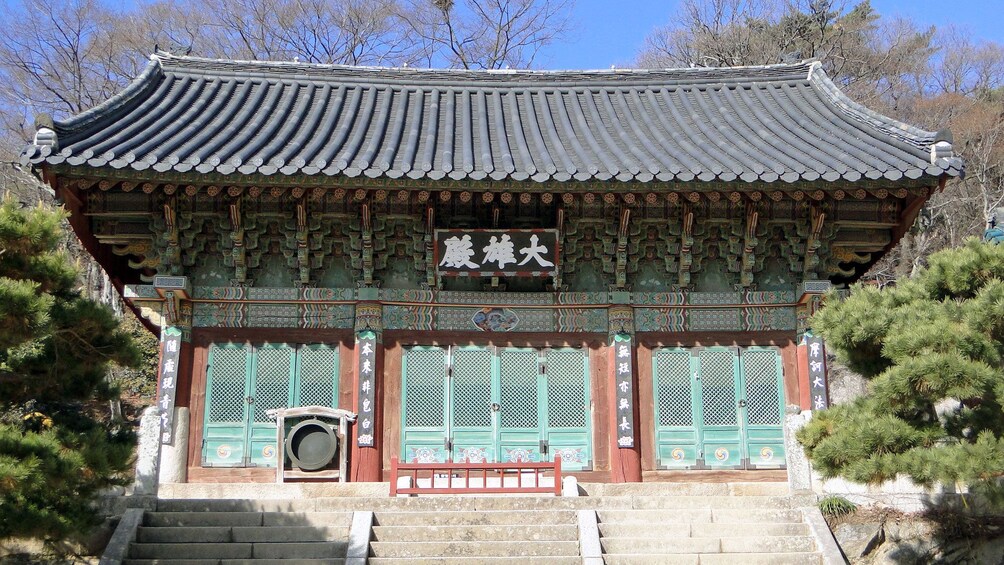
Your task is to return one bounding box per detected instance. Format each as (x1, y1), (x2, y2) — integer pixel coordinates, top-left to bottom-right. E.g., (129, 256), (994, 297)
(819, 495), (857, 517)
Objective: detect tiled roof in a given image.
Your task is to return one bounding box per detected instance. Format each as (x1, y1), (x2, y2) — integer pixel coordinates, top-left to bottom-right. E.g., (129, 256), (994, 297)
(22, 53), (962, 184)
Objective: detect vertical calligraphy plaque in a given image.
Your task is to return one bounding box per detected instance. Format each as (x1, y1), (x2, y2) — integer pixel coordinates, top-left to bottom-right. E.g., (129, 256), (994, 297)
(356, 330), (377, 447)
(804, 333), (829, 410)
(157, 327), (183, 445)
(613, 332), (635, 448)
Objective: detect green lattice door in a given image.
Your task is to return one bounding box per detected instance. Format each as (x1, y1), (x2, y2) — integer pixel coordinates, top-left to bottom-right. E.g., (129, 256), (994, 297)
(653, 349), (700, 468)
(449, 347), (495, 463)
(400, 346), (592, 469)
(401, 347), (450, 463)
(543, 348), (592, 469)
(203, 344), (253, 467)
(497, 348), (542, 463)
(203, 343), (339, 467)
(246, 344), (295, 466)
(697, 348), (744, 468)
(739, 347), (786, 469)
(653, 347), (784, 470)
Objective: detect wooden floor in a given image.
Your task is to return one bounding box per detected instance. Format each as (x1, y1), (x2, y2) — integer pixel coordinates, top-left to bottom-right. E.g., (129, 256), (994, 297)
(642, 469), (788, 483)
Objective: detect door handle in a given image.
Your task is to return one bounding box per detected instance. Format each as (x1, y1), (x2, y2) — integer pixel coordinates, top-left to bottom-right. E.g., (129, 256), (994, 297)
(738, 399), (747, 408)
(539, 439), (549, 454)
(490, 402), (500, 412)
(444, 437), (453, 451)
(246, 396), (254, 404)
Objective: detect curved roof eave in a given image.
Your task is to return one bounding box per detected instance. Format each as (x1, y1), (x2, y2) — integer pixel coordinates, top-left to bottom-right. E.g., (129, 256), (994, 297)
(22, 54), (963, 185)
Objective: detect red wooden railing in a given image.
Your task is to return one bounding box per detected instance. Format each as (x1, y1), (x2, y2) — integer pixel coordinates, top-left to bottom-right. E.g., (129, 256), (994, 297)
(389, 457), (562, 496)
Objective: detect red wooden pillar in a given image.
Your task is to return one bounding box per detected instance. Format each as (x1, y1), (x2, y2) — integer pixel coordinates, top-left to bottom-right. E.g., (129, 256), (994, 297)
(350, 303), (383, 482)
(796, 340), (811, 411)
(608, 306), (642, 482)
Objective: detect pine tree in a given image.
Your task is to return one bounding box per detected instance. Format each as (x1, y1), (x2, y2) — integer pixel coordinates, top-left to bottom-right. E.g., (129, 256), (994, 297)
(798, 238), (1004, 494)
(0, 196), (139, 542)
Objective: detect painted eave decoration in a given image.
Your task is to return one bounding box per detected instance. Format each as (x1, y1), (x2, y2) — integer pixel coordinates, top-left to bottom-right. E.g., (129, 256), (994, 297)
(23, 54), (963, 185)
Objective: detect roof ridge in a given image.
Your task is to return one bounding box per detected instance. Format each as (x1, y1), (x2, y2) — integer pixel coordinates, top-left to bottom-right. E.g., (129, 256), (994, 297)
(155, 51), (815, 76)
(151, 52), (816, 88)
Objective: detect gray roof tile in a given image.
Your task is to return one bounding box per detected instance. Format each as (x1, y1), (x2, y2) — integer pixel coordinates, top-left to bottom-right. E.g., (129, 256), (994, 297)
(23, 55), (962, 183)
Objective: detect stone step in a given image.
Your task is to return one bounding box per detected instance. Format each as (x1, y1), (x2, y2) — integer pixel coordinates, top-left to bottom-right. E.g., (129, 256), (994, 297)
(601, 538), (722, 554)
(581, 482), (790, 497)
(368, 558), (580, 565)
(263, 512), (354, 527)
(144, 511), (263, 527)
(143, 511), (352, 528)
(155, 498), (320, 513)
(597, 509), (712, 524)
(160, 481), (389, 499)
(136, 526), (232, 543)
(136, 525), (347, 543)
(719, 535), (818, 553)
(710, 508), (804, 523)
(372, 524), (578, 542)
(154, 496), (588, 513)
(627, 495), (797, 509)
(123, 561), (221, 565)
(701, 553), (822, 565)
(219, 561), (346, 565)
(602, 554), (822, 565)
(128, 541), (346, 560)
(246, 542), (348, 559)
(151, 494), (809, 513)
(374, 510), (576, 526)
(600, 535), (817, 554)
(129, 542), (253, 560)
(124, 561), (345, 565)
(596, 508), (803, 524)
(602, 556), (701, 565)
(368, 540), (580, 558)
(598, 521), (809, 539)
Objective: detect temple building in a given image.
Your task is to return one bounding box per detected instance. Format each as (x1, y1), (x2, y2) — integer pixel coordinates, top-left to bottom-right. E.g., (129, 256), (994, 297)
(22, 53), (961, 485)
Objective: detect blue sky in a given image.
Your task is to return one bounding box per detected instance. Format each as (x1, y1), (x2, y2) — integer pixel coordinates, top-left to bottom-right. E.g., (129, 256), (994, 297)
(545, 0), (1004, 69)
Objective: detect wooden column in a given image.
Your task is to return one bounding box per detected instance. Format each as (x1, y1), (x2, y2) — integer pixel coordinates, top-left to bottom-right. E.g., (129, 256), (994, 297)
(608, 306), (642, 482)
(350, 303), (383, 482)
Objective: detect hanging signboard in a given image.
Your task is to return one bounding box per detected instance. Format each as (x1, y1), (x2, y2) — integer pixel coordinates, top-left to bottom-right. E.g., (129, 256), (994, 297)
(804, 333), (829, 410)
(356, 331), (377, 447)
(157, 326), (183, 445)
(613, 332), (635, 448)
(435, 229), (559, 277)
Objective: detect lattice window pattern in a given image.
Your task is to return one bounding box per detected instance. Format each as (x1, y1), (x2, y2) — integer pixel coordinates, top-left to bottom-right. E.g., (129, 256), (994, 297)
(699, 350), (738, 426)
(298, 346), (337, 408)
(252, 345), (293, 422)
(499, 349), (538, 429)
(656, 351), (693, 427)
(404, 348), (447, 428)
(743, 349), (782, 426)
(452, 348), (492, 428)
(208, 346), (249, 423)
(545, 349), (587, 428)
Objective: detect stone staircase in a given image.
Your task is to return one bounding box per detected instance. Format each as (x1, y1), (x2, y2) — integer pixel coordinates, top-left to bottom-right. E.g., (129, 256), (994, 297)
(584, 483), (825, 565)
(123, 506), (352, 565)
(105, 483), (837, 565)
(369, 509), (579, 564)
